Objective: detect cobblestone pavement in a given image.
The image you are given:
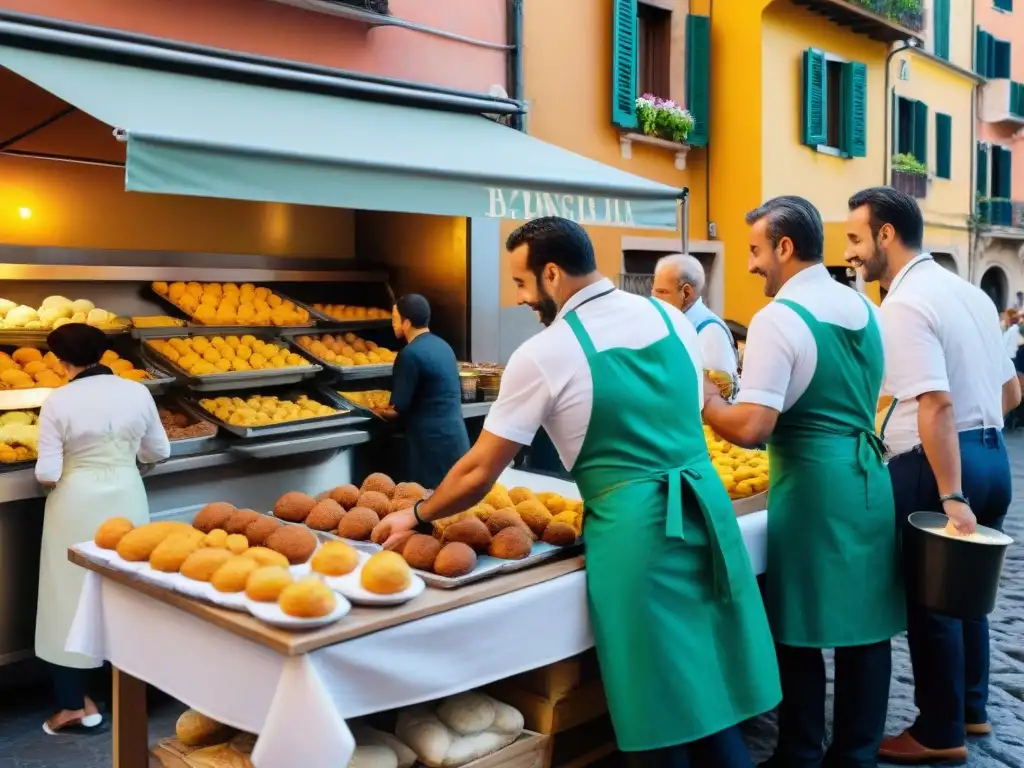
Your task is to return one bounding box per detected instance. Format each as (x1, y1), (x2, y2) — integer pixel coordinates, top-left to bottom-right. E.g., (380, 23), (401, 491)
(0, 436), (1022, 767)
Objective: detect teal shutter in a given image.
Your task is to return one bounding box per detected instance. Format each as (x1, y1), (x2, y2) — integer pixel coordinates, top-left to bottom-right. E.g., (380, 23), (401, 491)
(934, 0), (950, 60)
(995, 0), (1013, 11)
(999, 147), (1013, 197)
(912, 100), (928, 166)
(977, 142), (989, 198)
(611, 0), (638, 129)
(841, 61), (867, 157)
(935, 113), (952, 179)
(802, 49), (827, 147)
(685, 14), (710, 147)
(995, 40), (1011, 78)
(977, 27), (991, 76)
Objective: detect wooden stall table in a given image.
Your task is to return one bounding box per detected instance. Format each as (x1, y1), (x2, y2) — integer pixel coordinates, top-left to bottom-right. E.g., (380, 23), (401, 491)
(66, 509), (768, 768)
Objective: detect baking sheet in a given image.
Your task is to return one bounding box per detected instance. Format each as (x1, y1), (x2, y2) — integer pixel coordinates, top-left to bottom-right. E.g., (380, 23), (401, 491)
(149, 285), (316, 332)
(140, 331), (322, 392)
(414, 541), (580, 590)
(177, 387), (363, 439)
(284, 338), (394, 381)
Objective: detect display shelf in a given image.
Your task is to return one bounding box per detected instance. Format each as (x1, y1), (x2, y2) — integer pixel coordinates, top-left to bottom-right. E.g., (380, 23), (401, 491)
(229, 428), (370, 459)
(148, 284), (316, 332)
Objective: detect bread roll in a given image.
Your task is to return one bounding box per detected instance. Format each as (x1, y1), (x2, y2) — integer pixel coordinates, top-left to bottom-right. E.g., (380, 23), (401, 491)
(176, 709), (235, 747)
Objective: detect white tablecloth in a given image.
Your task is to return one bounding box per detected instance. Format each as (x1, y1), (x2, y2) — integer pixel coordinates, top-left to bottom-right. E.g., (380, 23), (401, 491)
(67, 509), (767, 768)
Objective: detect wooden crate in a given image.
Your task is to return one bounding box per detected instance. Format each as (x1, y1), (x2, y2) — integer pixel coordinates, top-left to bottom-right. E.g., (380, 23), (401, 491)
(462, 731), (549, 768)
(151, 738), (252, 768)
(544, 715), (617, 768)
(487, 680), (607, 735)
(732, 490), (767, 517)
(500, 651), (601, 701)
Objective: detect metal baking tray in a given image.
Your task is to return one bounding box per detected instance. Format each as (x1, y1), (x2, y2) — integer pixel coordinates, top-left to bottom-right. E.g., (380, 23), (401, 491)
(283, 337), (394, 381)
(177, 386), (365, 439)
(229, 427), (371, 459)
(148, 285), (317, 333)
(0, 327), (130, 346)
(316, 388), (385, 418)
(282, 295), (392, 328)
(139, 330), (322, 393)
(414, 541), (581, 589)
(0, 458), (36, 474)
(168, 433), (221, 457)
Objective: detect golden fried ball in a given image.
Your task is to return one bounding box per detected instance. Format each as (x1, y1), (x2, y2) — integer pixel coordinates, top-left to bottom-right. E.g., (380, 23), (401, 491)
(489, 526), (533, 560)
(482, 487), (514, 510)
(360, 551), (412, 595)
(95, 517), (134, 550)
(273, 491), (317, 523)
(356, 491), (390, 519)
(542, 521), (579, 547)
(388, 496), (415, 516)
(116, 521), (194, 562)
(310, 541), (361, 577)
(434, 542), (477, 579)
(327, 484), (360, 509)
(360, 472), (396, 498)
(485, 508), (535, 540)
(508, 487), (536, 505)
(515, 499), (553, 538)
(180, 548), (235, 582)
(304, 499), (345, 531)
(278, 578), (336, 619)
(203, 529), (229, 548)
(263, 526), (318, 565)
(224, 509), (260, 535)
(401, 534), (441, 572)
(243, 516), (281, 547)
(150, 531), (204, 572)
(537, 492), (569, 515)
(193, 502), (236, 534)
(337, 507), (380, 541)
(210, 556), (259, 593)
(241, 546), (290, 568)
(393, 482), (428, 503)
(245, 566), (292, 603)
(225, 533), (249, 554)
(441, 516), (493, 552)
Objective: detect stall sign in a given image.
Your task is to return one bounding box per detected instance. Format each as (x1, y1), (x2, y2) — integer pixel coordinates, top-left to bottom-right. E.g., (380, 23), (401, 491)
(486, 187), (676, 229)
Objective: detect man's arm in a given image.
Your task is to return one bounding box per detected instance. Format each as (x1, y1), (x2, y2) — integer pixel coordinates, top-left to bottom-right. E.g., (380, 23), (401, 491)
(917, 391), (962, 497)
(1003, 376), (1022, 415)
(702, 394), (779, 448)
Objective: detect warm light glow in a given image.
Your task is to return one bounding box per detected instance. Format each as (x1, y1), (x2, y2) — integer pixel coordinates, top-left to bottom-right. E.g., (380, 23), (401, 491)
(17, 207), (31, 220)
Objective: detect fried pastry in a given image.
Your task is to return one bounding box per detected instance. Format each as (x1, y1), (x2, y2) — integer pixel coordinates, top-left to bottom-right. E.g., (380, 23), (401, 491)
(357, 491), (390, 518)
(401, 534), (441, 572)
(360, 472), (396, 498)
(225, 533), (249, 554)
(180, 548), (235, 582)
(337, 507), (380, 541)
(116, 521), (193, 562)
(310, 540), (360, 577)
(245, 566), (292, 603)
(278, 578), (336, 618)
(305, 499), (345, 531)
(542, 521), (579, 547)
(264, 525), (317, 564)
(441, 516), (492, 552)
(224, 509), (260, 535)
(508, 486), (536, 505)
(434, 542), (476, 578)
(94, 517), (134, 550)
(241, 546), (290, 568)
(202, 529), (229, 548)
(192, 502), (236, 533)
(327, 484), (360, 509)
(150, 531), (204, 572)
(361, 551), (412, 595)
(210, 556), (258, 593)
(515, 499), (553, 538)
(243, 515), (280, 546)
(489, 526), (532, 560)
(273, 491), (317, 523)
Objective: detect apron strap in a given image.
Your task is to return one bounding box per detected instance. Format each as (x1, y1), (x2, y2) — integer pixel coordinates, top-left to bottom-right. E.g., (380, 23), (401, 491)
(648, 298), (679, 340)
(775, 298), (819, 329)
(564, 311), (598, 358)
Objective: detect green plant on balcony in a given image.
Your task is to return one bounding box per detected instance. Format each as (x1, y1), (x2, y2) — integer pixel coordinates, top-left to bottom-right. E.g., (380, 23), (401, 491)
(635, 94), (695, 145)
(851, 0), (925, 30)
(892, 153), (927, 175)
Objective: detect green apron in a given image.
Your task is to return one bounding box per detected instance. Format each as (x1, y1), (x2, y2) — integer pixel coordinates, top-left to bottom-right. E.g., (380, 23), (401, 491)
(564, 298), (781, 752)
(767, 297), (905, 648)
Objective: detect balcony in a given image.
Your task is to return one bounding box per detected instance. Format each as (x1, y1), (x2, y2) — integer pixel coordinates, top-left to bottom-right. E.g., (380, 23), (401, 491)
(976, 199), (1024, 230)
(790, 0), (925, 43)
(979, 80), (1024, 127)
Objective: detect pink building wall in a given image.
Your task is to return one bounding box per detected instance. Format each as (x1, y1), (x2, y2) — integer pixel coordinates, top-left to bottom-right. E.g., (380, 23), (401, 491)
(0, 0), (508, 95)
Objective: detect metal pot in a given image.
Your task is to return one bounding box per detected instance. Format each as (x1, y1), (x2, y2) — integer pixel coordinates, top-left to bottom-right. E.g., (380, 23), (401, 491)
(904, 511), (1013, 620)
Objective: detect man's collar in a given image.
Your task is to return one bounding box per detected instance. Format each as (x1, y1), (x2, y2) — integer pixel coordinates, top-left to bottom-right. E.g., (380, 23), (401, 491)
(684, 297), (706, 318)
(776, 263), (828, 300)
(556, 277), (616, 321)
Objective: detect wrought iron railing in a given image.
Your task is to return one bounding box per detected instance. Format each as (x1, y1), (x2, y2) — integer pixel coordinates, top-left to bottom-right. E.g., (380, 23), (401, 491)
(976, 199), (1024, 228)
(848, 0), (925, 32)
(619, 273), (654, 297)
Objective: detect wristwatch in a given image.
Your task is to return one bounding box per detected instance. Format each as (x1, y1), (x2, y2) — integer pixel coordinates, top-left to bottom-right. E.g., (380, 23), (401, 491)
(939, 492), (970, 506)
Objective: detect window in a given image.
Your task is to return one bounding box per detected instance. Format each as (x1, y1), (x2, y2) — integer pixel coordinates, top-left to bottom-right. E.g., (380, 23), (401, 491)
(637, 1), (671, 99)
(935, 113), (952, 179)
(933, 0), (950, 60)
(994, 0), (1013, 12)
(611, 1), (712, 146)
(801, 48), (867, 157)
(894, 96), (928, 166)
(976, 28), (1012, 78)
(977, 142), (990, 198)
(992, 145), (1012, 199)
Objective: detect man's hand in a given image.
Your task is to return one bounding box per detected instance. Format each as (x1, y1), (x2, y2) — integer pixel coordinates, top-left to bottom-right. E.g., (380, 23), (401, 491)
(702, 373), (721, 408)
(371, 508), (418, 549)
(942, 499), (977, 536)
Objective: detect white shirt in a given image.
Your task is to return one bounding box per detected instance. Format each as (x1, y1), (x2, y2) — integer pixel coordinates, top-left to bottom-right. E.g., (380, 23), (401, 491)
(879, 253), (1015, 456)
(1002, 324), (1021, 360)
(484, 278), (703, 470)
(36, 374), (171, 484)
(685, 298), (739, 378)
(737, 263), (881, 413)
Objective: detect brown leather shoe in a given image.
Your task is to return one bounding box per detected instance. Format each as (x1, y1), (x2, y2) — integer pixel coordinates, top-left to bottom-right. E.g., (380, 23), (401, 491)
(965, 722), (992, 736)
(878, 731), (968, 764)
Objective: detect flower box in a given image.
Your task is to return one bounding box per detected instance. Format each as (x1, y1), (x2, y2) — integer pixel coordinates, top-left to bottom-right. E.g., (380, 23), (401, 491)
(891, 169), (927, 198)
(619, 94), (693, 169)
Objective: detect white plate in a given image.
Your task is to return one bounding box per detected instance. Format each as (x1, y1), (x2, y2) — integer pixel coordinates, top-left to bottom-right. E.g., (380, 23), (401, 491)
(201, 583), (249, 612)
(246, 595), (351, 630)
(315, 550), (371, 591)
(328, 562), (427, 606)
(176, 576), (212, 600)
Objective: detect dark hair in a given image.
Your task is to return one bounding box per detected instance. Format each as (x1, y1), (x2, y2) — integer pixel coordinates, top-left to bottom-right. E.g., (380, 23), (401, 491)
(46, 323), (108, 367)
(744, 195), (824, 263)
(505, 216), (597, 277)
(395, 294), (431, 329)
(847, 186), (924, 250)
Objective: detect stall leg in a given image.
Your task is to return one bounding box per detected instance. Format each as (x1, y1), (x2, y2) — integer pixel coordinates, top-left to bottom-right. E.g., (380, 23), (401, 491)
(112, 667), (149, 768)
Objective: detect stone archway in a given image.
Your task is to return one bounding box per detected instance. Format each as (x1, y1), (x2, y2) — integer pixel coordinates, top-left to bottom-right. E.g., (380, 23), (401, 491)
(980, 265), (1010, 311)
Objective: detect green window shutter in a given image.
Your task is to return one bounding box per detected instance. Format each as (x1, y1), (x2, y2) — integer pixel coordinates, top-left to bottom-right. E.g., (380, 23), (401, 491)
(1000, 147), (1013, 198)
(802, 49), (827, 147)
(912, 100), (928, 166)
(977, 27), (991, 76)
(935, 113), (952, 179)
(995, 40), (1012, 78)
(685, 14), (710, 147)
(995, 0), (1013, 11)
(934, 0), (950, 60)
(977, 142), (989, 198)
(611, 0), (638, 129)
(841, 61), (867, 157)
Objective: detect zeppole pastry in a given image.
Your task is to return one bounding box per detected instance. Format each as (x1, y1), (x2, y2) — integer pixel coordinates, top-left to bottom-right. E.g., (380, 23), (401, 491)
(94, 517), (134, 550)
(310, 541), (360, 577)
(401, 534), (441, 572)
(263, 525), (317, 565)
(225, 533), (249, 554)
(433, 543), (476, 579)
(361, 551), (412, 595)
(241, 546), (289, 568)
(245, 566), (293, 603)
(116, 521), (193, 562)
(278, 578), (336, 618)
(203, 529), (229, 549)
(327, 483), (360, 509)
(192, 502), (236, 533)
(180, 548), (235, 582)
(210, 557), (258, 593)
(150, 531), (204, 572)
(273, 491), (317, 523)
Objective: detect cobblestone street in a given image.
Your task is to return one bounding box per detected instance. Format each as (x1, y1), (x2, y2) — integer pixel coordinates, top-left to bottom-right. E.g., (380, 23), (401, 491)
(0, 435), (1022, 767)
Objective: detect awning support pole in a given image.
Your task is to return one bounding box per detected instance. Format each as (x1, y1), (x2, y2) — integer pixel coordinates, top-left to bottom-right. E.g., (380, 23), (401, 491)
(0, 105), (75, 150)
(680, 187), (690, 254)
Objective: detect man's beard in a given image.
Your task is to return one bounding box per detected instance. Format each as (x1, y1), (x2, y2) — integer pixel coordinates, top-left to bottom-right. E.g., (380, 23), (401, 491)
(860, 241), (888, 283)
(531, 283), (559, 327)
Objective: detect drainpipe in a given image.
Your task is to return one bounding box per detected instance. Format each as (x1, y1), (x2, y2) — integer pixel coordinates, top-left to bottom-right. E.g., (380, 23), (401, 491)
(968, 0), (978, 285)
(882, 39), (916, 184)
(705, 0), (714, 240)
(681, 188), (690, 255)
(507, 0), (525, 132)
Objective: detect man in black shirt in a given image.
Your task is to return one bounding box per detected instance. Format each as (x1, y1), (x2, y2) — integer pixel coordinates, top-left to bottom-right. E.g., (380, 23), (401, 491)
(375, 294), (470, 488)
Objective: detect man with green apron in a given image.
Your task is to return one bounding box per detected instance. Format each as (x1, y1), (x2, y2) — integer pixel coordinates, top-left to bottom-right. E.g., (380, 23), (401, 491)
(702, 197), (905, 768)
(375, 217), (780, 766)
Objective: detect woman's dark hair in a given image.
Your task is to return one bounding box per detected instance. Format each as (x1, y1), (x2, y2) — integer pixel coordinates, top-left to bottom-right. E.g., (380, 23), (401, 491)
(505, 216), (597, 278)
(744, 195), (824, 263)
(847, 186), (924, 250)
(46, 323), (108, 367)
(395, 294), (431, 329)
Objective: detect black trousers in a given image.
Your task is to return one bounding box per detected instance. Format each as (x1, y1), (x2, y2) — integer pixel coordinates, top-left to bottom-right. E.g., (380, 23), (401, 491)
(50, 662), (89, 711)
(774, 641), (892, 768)
(625, 725), (753, 768)
(888, 428), (1011, 749)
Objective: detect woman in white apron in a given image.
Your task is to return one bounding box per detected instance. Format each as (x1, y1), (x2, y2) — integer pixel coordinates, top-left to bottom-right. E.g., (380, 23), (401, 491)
(34, 323), (170, 734)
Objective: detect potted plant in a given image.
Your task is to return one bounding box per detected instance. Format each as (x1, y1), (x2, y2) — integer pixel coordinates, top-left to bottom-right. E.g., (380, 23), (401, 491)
(635, 94), (695, 145)
(891, 153), (928, 198)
